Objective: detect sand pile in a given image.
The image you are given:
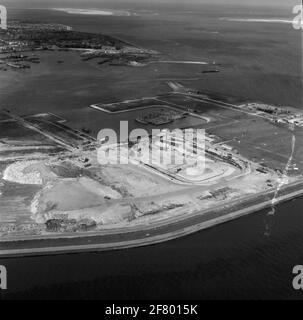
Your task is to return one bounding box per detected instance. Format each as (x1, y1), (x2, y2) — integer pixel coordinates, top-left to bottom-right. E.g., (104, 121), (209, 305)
(30, 177), (131, 226)
(3, 161), (43, 185)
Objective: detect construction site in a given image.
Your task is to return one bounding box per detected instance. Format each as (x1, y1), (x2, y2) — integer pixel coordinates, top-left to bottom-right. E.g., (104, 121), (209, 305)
(0, 84), (302, 247)
(101, 127), (249, 186)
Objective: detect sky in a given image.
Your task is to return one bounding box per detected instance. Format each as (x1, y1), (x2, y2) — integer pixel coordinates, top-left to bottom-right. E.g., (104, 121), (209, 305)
(2, 0), (299, 9)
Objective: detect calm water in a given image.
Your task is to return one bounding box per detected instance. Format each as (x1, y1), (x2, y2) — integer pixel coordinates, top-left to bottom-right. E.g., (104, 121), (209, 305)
(0, 3), (302, 299)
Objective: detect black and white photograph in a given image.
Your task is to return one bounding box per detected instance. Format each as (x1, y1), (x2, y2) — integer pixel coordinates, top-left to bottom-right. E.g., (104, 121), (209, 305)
(0, 0), (302, 302)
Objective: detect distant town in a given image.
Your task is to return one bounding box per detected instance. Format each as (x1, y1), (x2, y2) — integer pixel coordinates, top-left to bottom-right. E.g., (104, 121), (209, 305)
(0, 21), (157, 70)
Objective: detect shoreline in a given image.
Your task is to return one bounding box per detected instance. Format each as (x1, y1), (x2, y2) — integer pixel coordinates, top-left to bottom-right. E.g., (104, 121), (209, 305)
(1, 180), (302, 258)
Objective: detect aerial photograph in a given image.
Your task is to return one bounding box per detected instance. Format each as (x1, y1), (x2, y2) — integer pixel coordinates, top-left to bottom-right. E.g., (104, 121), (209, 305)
(0, 0), (302, 302)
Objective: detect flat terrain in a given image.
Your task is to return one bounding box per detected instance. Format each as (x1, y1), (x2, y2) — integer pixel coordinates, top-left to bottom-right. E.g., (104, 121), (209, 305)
(1, 87), (302, 253)
(1, 179), (303, 257)
(0, 5), (302, 255)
